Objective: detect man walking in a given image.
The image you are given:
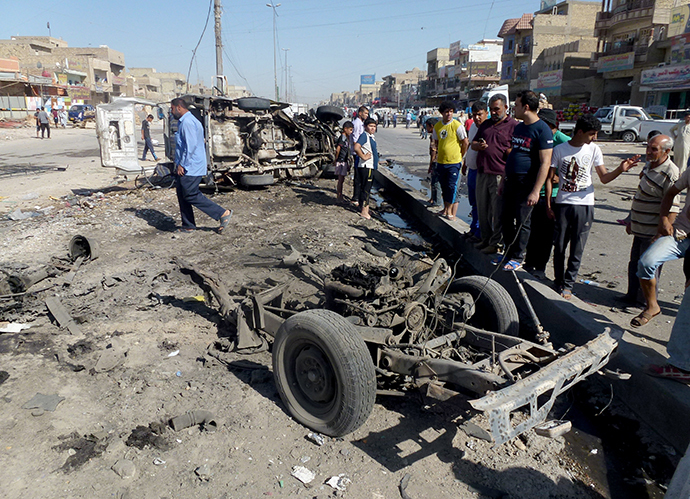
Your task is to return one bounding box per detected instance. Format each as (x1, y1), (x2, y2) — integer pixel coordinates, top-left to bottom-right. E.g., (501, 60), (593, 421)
(171, 98), (232, 234)
(497, 91), (553, 271)
(432, 101), (469, 221)
(620, 135), (679, 308)
(37, 107), (51, 139)
(473, 95), (517, 254)
(141, 114), (159, 161)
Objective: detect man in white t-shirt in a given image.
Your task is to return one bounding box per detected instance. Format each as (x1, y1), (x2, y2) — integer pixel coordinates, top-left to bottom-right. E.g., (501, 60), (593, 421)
(545, 114), (639, 298)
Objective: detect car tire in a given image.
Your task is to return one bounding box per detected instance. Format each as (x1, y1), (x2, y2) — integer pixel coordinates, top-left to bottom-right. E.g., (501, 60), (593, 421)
(239, 173), (275, 187)
(273, 309), (376, 437)
(236, 97), (272, 111)
(621, 130), (637, 143)
(446, 276), (520, 336)
(316, 105), (345, 122)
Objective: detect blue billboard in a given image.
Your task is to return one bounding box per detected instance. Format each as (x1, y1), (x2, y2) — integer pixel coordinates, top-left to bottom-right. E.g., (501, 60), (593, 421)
(360, 74), (375, 85)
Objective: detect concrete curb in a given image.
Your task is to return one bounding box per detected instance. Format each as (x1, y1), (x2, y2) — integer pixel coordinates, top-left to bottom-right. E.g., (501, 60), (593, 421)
(375, 166), (690, 452)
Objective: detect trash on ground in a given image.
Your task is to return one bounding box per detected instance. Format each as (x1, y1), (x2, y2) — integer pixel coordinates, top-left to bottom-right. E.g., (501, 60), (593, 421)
(45, 297), (82, 335)
(111, 459), (136, 479)
(535, 420), (572, 439)
(307, 432), (325, 446)
(0, 322), (31, 333)
(459, 421), (492, 442)
(291, 465), (315, 484)
(170, 410), (217, 432)
(23, 392), (65, 412)
(325, 474), (351, 491)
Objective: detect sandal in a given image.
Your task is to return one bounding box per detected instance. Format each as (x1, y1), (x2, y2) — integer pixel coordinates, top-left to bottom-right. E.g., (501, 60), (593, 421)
(502, 260), (523, 272)
(218, 209), (233, 234)
(646, 364), (690, 384)
(490, 255), (506, 266)
(630, 310), (660, 328)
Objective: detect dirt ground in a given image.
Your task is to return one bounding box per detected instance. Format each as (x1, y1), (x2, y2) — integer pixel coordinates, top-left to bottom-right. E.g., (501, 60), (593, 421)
(0, 125), (680, 499)
(0, 158), (626, 499)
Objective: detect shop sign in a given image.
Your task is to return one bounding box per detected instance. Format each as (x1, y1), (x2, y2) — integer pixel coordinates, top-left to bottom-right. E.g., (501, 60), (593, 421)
(597, 52), (635, 73)
(535, 69), (563, 95)
(68, 86), (91, 101)
(669, 5), (690, 38)
(450, 40), (462, 60)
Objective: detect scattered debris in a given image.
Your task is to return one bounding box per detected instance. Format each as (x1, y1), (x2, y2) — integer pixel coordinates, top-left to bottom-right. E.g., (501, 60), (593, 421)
(112, 459), (136, 479)
(125, 424), (171, 451)
(194, 464), (211, 479)
(535, 420), (573, 439)
(459, 421), (492, 442)
(45, 297), (82, 335)
(7, 208), (41, 220)
(22, 392), (65, 412)
(0, 323), (31, 333)
(167, 350), (179, 357)
(325, 474), (351, 491)
(306, 432), (325, 446)
(94, 339), (128, 373)
(170, 410), (217, 432)
(399, 473), (413, 499)
(291, 465), (315, 484)
(52, 432), (108, 473)
(0, 371), (9, 386)
(152, 458), (166, 465)
(364, 242), (386, 258)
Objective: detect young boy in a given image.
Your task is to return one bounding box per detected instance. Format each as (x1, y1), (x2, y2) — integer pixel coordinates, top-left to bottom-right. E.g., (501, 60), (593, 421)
(334, 121), (354, 202)
(545, 114), (638, 298)
(354, 118), (378, 219)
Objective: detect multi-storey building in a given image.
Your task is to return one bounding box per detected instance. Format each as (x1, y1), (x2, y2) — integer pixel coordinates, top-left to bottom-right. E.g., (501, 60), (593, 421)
(380, 67), (427, 107)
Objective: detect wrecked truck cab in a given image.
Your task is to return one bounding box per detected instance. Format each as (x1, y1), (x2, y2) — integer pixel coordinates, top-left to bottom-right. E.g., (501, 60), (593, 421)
(162, 94), (344, 188)
(95, 97), (163, 174)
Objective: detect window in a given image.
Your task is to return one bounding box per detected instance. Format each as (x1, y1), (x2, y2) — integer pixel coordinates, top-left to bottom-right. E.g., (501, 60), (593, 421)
(508, 40), (513, 51)
(624, 109), (642, 118)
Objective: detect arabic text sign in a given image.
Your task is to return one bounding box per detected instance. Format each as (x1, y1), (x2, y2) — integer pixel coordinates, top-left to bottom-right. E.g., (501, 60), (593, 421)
(641, 64), (690, 87)
(669, 5), (690, 38)
(360, 74), (375, 85)
(536, 69), (563, 90)
(597, 52), (635, 73)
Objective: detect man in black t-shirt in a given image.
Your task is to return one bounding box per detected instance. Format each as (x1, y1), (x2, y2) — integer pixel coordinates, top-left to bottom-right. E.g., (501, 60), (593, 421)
(497, 91), (553, 271)
(141, 114), (158, 161)
(334, 121), (354, 202)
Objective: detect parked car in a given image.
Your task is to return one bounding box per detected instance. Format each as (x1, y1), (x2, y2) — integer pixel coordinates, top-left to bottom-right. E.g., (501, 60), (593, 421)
(68, 104), (96, 123)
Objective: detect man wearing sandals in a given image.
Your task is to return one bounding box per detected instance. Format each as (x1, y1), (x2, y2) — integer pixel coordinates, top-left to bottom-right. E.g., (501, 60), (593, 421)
(633, 163), (690, 327)
(545, 115), (637, 298)
(170, 98), (232, 234)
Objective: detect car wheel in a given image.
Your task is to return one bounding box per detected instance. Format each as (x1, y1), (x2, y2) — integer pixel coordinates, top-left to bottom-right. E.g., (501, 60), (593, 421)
(239, 173), (275, 187)
(316, 105), (345, 123)
(446, 276), (520, 336)
(273, 309), (376, 437)
(236, 97), (272, 111)
(621, 130), (637, 142)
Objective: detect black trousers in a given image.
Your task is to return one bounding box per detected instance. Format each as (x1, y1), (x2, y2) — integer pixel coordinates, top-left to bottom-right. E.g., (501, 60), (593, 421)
(40, 122), (50, 138)
(175, 175), (226, 229)
(524, 196), (556, 271)
(501, 176), (534, 262)
(356, 167), (374, 207)
(553, 203), (594, 290)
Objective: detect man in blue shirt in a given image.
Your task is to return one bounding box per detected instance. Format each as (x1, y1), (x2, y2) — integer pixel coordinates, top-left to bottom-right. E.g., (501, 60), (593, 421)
(171, 98), (232, 233)
(497, 90), (553, 271)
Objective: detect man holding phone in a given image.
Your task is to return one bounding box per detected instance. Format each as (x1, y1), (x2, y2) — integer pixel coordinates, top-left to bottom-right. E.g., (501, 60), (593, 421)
(472, 94), (517, 254)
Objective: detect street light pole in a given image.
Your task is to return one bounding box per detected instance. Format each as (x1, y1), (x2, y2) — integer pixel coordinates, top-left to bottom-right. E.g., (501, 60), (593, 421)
(266, 2), (281, 101)
(282, 48), (289, 102)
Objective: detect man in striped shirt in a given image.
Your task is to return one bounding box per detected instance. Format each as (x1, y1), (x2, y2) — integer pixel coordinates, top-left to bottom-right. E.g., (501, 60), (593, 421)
(622, 135), (680, 308)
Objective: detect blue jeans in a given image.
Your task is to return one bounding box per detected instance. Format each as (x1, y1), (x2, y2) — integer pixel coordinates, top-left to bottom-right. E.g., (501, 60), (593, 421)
(637, 235), (690, 280)
(668, 288), (690, 371)
(142, 136), (158, 160)
(467, 168), (480, 237)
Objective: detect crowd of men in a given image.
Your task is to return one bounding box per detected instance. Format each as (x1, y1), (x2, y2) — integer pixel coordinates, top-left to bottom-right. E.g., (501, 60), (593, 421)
(419, 90), (690, 383)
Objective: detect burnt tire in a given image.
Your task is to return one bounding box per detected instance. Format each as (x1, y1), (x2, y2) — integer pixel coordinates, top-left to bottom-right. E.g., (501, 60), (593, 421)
(239, 173), (275, 187)
(272, 309), (376, 437)
(447, 276), (519, 336)
(236, 97), (271, 111)
(316, 105), (345, 123)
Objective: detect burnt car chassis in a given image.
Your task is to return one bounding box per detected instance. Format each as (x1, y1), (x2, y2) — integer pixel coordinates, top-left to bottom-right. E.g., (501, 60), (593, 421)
(176, 249), (617, 446)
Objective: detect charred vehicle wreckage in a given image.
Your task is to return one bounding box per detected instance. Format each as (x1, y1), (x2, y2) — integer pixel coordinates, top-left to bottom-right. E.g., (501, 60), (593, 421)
(96, 95), (345, 187)
(178, 248), (618, 446)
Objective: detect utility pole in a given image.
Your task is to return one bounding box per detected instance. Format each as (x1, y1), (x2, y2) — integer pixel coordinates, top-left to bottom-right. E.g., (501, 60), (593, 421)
(282, 48), (289, 102)
(266, 2), (281, 101)
(214, 0), (224, 95)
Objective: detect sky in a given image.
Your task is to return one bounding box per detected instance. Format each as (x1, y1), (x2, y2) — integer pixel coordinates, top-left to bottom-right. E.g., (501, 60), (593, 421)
(1, 0), (590, 105)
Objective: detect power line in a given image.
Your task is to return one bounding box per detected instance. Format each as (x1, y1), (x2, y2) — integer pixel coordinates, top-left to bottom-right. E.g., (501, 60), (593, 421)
(186, 0), (214, 93)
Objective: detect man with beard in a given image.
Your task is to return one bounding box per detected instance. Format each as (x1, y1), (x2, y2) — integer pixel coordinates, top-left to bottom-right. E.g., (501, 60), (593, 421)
(472, 95), (517, 254)
(461, 100), (488, 241)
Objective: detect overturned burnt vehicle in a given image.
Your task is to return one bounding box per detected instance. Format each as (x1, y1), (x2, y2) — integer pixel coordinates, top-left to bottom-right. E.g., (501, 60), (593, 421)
(96, 96), (344, 187)
(178, 249), (618, 446)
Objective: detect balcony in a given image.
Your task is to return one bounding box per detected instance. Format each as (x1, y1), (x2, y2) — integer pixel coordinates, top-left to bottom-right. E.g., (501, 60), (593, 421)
(516, 44), (531, 56)
(593, 0), (655, 34)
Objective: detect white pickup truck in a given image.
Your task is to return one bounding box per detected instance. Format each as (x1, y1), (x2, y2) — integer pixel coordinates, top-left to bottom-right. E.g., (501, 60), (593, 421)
(559, 105), (678, 142)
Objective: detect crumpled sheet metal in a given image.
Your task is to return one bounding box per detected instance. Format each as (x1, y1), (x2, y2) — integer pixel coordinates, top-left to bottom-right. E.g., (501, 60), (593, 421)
(469, 329), (619, 446)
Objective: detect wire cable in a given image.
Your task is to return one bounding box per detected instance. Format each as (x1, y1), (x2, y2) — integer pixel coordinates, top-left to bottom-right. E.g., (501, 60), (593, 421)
(186, 0), (214, 93)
